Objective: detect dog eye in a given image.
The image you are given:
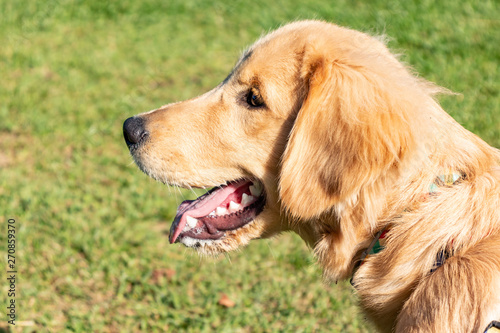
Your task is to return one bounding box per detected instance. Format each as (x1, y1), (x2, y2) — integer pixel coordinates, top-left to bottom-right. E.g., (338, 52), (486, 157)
(246, 87), (265, 108)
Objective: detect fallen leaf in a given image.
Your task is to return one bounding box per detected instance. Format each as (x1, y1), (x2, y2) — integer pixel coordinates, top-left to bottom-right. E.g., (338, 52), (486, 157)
(218, 293), (235, 308)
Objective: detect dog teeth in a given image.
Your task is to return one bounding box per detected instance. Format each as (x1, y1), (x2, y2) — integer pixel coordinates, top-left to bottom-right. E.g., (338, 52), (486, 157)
(208, 211), (216, 217)
(186, 216), (198, 229)
(228, 201), (241, 212)
(249, 183), (262, 197)
(241, 193), (255, 206)
(216, 207), (228, 215)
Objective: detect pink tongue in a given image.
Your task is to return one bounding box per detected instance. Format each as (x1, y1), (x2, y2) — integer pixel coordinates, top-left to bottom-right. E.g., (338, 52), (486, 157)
(170, 180), (249, 243)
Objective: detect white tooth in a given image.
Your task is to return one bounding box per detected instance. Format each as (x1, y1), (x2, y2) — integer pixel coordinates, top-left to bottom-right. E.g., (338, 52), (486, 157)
(249, 184), (262, 197)
(186, 216), (198, 229)
(241, 193), (255, 206)
(208, 211), (216, 217)
(216, 207), (228, 216)
(229, 201), (241, 212)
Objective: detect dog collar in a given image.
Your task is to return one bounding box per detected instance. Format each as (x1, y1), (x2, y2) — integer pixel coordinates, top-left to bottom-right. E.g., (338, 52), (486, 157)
(358, 228), (389, 267)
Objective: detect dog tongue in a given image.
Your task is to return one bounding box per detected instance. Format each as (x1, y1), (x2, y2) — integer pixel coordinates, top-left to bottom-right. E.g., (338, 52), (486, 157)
(169, 180), (248, 243)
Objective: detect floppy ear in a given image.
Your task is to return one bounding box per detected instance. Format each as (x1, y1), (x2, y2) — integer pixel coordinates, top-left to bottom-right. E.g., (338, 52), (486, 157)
(279, 47), (415, 219)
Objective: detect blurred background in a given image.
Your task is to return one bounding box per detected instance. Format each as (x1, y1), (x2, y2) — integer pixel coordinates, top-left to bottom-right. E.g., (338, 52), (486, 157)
(0, 0), (498, 331)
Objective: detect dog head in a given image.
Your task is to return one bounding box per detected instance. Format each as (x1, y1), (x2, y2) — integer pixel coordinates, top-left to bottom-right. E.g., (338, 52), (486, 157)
(124, 20), (436, 255)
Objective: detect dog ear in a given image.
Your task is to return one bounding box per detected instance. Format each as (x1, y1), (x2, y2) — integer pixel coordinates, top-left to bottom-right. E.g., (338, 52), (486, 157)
(279, 47), (416, 219)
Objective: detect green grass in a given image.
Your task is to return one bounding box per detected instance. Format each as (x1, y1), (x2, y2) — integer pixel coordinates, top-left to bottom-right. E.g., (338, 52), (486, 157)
(0, 0), (498, 331)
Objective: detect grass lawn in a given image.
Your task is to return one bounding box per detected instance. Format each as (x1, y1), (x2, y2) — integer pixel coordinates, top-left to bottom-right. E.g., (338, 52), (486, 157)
(0, 0), (498, 331)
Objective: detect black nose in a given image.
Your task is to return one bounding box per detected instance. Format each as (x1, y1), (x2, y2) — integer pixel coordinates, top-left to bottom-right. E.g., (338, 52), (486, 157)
(123, 117), (148, 147)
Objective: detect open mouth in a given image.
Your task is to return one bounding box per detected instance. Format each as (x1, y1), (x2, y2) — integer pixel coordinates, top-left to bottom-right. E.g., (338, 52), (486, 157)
(169, 179), (266, 244)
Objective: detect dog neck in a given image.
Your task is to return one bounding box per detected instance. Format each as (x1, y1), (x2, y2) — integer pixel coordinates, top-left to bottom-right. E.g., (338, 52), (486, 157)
(349, 171), (464, 283)
(311, 163), (469, 282)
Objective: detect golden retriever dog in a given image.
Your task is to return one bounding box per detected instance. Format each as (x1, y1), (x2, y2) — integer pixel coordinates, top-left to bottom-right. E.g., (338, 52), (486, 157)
(123, 21), (500, 332)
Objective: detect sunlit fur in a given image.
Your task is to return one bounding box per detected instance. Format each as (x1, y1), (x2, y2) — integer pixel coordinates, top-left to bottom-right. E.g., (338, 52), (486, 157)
(128, 21), (500, 332)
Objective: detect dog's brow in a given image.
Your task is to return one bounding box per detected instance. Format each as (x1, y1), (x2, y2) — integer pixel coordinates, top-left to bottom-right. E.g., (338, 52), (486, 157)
(240, 49), (253, 63)
(222, 49), (254, 85)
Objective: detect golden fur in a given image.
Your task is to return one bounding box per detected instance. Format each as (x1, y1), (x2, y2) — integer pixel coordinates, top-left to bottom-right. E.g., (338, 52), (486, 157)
(127, 21), (500, 332)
